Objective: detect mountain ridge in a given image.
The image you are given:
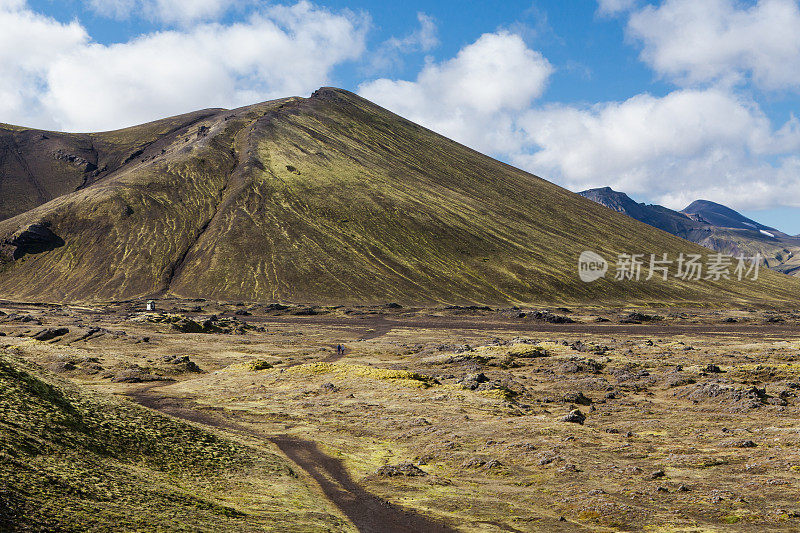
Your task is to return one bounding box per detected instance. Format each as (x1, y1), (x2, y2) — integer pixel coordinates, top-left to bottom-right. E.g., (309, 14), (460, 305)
(0, 88), (798, 305)
(681, 199), (785, 235)
(579, 187), (800, 276)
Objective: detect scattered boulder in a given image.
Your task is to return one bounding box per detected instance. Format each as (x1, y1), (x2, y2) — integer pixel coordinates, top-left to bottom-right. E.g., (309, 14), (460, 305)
(33, 328), (69, 341)
(620, 312), (663, 324)
(247, 360), (273, 371)
(665, 370), (696, 388)
(376, 463), (427, 477)
(562, 391), (592, 405)
(562, 409), (586, 424)
(164, 355), (202, 373)
(722, 439), (757, 448)
(458, 373), (489, 390)
(461, 457), (502, 469)
(537, 452), (562, 465)
(560, 358), (604, 374)
(508, 345), (549, 358)
(48, 361), (76, 373)
(151, 314), (261, 334)
(171, 318), (208, 333)
(111, 367), (173, 383)
(675, 381), (774, 411)
(532, 311), (574, 324)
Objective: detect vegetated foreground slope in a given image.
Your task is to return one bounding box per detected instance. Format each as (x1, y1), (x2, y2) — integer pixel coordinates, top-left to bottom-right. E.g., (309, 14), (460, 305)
(0, 88), (798, 305)
(0, 349), (345, 532)
(580, 187), (800, 277)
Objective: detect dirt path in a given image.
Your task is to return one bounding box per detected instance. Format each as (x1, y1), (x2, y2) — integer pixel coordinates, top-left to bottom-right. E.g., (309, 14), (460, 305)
(271, 436), (456, 533)
(323, 344), (350, 363)
(125, 385), (456, 533)
(248, 314), (800, 339)
(321, 322), (396, 363)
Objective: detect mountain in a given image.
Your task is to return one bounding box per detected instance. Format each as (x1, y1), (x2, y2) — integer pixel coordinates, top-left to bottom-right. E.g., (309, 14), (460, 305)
(579, 187), (800, 276)
(682, 200), (786, 236)
(578, 187), (706, 238)
(0, 88), (797, 305)
(0, 109), (223, 222)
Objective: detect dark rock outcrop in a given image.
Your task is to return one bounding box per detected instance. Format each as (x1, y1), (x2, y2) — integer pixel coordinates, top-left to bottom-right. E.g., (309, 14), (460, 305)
(1, 223), (64, 262)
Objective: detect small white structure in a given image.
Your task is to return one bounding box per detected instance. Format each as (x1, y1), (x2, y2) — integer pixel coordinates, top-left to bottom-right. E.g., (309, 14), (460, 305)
(146, 300), (156, 312)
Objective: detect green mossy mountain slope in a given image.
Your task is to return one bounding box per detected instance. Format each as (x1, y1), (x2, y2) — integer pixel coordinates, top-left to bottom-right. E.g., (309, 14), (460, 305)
(0, 109), (224, 222)
(0, 349), (346, 531)
(0, 88), (797, 305)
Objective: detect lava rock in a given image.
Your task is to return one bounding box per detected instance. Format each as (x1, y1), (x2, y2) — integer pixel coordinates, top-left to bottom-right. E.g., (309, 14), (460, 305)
(562, 391), (592, 405)
(376, 464), (427, 477)
(561, 409), (586, 424)
(33, 328), (69, 341)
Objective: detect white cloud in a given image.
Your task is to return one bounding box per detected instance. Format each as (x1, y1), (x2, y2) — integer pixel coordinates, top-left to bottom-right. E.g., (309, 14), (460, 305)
(86, 0), (238, 24)
(0, 0), (26, 9)
(597, 0), (637, 16)
(85, 0), (136, 19)
(627, 0), (800, 90)
(359, 28), (800, 211)
(0, 4), (88, 127)
(369, 12), (438, 73)
(1, 1), (368, 131)
(513, 89), (800, 210)
(390, 12), (438, 52)
(359, 31), (553, 153)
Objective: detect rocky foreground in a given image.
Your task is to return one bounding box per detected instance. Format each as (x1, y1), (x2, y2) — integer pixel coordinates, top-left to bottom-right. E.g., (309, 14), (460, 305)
(2, 300), (800, 531)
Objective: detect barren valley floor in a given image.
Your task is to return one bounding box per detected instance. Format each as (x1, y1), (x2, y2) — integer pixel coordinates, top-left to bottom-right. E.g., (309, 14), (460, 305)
(2, 300), (800, 532)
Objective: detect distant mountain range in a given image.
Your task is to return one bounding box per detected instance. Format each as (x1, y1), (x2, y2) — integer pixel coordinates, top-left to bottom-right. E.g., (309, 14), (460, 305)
(579, 187), (800, 276)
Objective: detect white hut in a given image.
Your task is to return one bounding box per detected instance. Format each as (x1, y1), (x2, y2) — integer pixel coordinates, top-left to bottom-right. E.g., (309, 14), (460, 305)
(146, 300), (156, 312)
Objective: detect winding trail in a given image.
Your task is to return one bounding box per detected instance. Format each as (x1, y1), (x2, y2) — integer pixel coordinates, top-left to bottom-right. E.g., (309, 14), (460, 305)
(126, 385), (456, 533)
(270, 436), (456, 533)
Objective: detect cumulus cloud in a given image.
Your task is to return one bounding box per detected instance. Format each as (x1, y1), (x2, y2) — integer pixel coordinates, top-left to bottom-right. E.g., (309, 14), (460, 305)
(391, 12), (438, 52)
(368, 12), (438, 73)
(514, 89), (800, 209)
(86, 0), (238, 24)
(0, 4), (89, 127)
(359, 28), (800, 211)
(1, 1), (368, 131)
(359, 31), (553, 153)
(627, 0), (800, 90)
(597, 0), (638, 16)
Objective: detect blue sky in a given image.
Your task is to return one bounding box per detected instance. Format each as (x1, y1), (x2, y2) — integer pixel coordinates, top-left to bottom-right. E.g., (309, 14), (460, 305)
(4, 0), (800, 233)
